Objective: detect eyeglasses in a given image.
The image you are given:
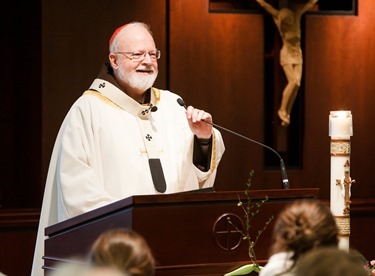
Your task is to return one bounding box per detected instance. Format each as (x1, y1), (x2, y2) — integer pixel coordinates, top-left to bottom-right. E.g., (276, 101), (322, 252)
(114, 50), (161, 61)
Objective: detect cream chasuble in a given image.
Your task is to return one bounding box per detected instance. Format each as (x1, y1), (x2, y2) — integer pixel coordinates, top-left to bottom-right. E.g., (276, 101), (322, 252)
(31, 77), (225, 276)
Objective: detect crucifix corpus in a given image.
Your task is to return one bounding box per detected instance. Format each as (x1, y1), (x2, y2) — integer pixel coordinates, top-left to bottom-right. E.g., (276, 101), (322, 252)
(254, 0), (318, 127)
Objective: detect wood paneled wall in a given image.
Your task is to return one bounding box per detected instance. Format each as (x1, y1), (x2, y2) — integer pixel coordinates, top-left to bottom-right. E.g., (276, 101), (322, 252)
(169, 0), (266, 191)
(41, 0), (168, 178)
(1, 0), (374, 274)
(304, 3), (375, 198)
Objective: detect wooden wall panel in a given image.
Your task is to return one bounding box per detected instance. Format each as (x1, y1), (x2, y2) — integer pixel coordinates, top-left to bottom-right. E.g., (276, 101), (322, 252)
(1, 0), (42, 209)
(169, 0), (375, 198)
(41, 0), (168, 185)
(169, 0), (268, 191)
(304, 0), (375, 198)
(0, 209), (39, 276)
(351, 198), (375, 259)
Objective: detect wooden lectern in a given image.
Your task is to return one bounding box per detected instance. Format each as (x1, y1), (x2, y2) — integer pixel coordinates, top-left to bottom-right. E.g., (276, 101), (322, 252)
(44, 188), (318, 275)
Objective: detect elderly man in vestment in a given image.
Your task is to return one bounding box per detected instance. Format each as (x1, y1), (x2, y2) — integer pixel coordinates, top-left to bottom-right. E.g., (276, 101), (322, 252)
(31, 22), (225, 276)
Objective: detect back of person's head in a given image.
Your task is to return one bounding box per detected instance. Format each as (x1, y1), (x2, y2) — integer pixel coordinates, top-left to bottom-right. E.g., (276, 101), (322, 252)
(294, 247), (368, 276)
(89, 228), (155, 276)
(270, 199), (338, 262)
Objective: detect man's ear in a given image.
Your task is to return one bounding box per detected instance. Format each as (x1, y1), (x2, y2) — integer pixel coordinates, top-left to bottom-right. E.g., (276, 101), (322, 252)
(109, 53), (118, 69)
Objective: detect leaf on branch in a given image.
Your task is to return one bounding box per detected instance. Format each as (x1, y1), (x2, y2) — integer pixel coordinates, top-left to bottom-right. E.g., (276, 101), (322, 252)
(224, 264), (263, 276)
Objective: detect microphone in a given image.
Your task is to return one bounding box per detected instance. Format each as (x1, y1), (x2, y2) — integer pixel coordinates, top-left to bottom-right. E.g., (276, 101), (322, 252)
(151, 106), (158, 112)
(177, 98), (289, 189)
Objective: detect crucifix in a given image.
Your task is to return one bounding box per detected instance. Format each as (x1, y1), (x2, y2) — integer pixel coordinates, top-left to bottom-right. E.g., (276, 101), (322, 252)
(209, 0), (357, 168)
(254, 0), (318, 127)
(258, 0), (357, 167)
(260, 0), (319, 168)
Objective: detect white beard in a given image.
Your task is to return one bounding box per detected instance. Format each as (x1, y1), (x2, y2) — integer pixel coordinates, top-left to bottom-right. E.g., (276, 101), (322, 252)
(121, 70), (158, 91)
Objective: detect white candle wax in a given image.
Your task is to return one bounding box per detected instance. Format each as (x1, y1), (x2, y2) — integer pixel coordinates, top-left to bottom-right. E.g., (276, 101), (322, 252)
(329, 111), (353, 138)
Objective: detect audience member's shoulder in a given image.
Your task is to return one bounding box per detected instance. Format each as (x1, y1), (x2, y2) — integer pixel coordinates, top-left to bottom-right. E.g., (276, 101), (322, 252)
(295, 247), (368, 276)
(50, 262), (127, 276)
(259, 252), (294, 276)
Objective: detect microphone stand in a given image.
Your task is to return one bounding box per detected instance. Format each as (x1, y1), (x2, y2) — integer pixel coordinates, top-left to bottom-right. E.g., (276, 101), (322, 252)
(177, 98), (289, 189)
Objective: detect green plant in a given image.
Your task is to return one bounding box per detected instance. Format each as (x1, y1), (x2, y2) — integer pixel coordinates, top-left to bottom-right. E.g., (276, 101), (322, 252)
(225, 170), (274, 275)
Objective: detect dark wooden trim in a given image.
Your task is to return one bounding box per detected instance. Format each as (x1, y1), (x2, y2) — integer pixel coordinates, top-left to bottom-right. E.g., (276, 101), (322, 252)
(350, 198), (375, 215)
(46, 188), (319, 235)
(0, 208), (40, 228)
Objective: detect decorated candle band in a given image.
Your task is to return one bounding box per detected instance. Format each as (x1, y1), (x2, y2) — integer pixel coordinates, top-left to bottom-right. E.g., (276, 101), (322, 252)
(330, 139), (351, 156)
(335, 215), (351, 237)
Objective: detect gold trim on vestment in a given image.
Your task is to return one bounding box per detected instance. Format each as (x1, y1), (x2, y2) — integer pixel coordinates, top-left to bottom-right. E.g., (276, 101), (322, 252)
(210, 131), (217, 174)
(83, 90), (122, 109)
(84, 87), (160, 109)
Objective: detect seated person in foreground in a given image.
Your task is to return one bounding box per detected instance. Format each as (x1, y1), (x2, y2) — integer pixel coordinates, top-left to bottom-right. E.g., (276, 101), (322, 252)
(294, 247), (368, 276)
(259, 199), (338, 276)
(88, 228), (155, 276)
